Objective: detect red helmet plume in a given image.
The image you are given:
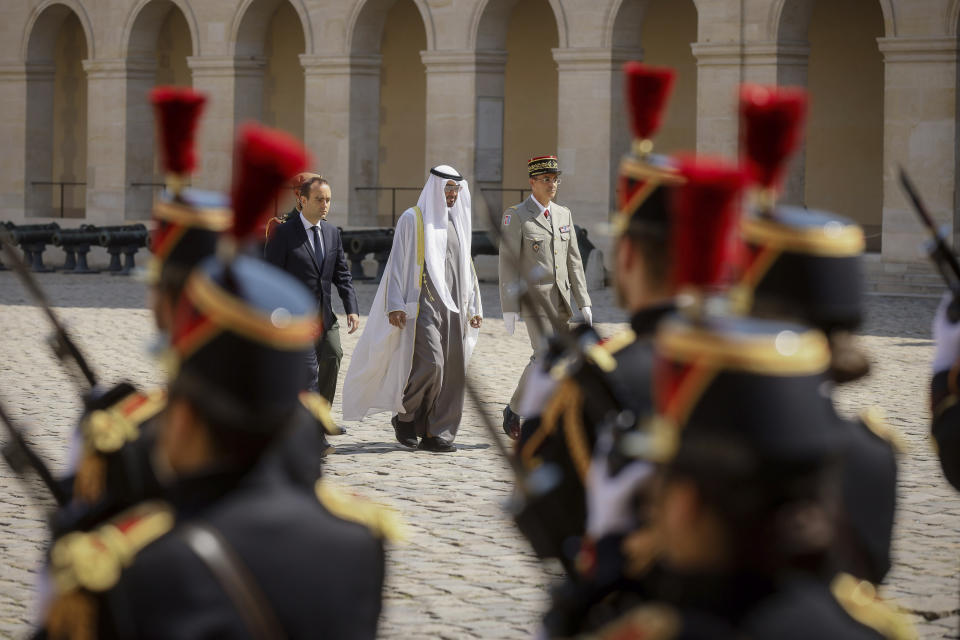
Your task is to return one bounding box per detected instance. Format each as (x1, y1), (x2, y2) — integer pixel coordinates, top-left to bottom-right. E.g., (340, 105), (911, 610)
(739, 84), (808, 192)
(670, 156), (748, 291)
(229, 123), (310, 242)
(624, 62), (676, 144)
(150, 87), (207, 178)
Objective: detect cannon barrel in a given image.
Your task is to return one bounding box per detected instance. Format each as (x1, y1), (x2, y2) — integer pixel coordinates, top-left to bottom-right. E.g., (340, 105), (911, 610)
(7, 223), (60, 245)
(471, 230), (497, 257)
(99, 224), (148, 247)
(344, 229), (394, 256)
(52, 225), (100, 247)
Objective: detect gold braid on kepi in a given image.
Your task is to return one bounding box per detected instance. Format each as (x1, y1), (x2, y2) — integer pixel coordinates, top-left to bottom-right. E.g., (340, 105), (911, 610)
(527, 155), (561, 177)
(649, 313), (840, 467)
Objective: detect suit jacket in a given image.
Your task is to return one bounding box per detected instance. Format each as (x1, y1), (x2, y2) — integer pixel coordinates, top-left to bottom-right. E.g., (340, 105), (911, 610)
(498, 196), (591, 317)
(265, 215), (359, 332)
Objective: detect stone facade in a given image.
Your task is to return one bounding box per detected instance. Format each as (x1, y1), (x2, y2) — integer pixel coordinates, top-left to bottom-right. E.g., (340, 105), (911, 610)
(0, 0), (958, 269)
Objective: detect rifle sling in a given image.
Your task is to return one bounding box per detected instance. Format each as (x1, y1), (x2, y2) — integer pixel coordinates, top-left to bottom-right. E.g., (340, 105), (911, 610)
(179, 522), (286, 640)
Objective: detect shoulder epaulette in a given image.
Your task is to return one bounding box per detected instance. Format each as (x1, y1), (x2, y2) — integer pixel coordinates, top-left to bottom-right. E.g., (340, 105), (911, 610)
(45, 501), (174, 639)
(298, 391), (339, 435)
(82, 388), (166, 455)
(315, 481), (406, 542)
(50, 501), (174, 594)
(831, 573), (917, 640)
(600, 329), (638, 356)
(860, 406), (907, 454)
(592, 603), (680, 640)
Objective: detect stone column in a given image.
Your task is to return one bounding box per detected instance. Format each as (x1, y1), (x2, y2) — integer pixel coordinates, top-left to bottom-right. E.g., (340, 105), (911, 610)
(690, 43), (743, 158)
(553, 47), (637, 263)
(82, 60), (139, 225)
(300, 54), (380, 227)
(123, 59), (159, 221)
(188, 57), (265, 192)
(421, 50), (507, 229)
(3, 63), (50, 221)
(877, 37), (958, 263)
(740, 41), (812, 205)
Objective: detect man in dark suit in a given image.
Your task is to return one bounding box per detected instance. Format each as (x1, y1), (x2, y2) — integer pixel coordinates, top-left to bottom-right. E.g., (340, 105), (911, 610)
(265, 176), (360, 403)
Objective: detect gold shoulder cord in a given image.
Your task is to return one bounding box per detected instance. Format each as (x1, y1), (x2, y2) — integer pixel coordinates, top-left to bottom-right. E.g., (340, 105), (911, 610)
(831, 573), (917, 640)
(315, 481), (406, 543)
(588, 603), (680, 640)
(46, 502), (175, 640)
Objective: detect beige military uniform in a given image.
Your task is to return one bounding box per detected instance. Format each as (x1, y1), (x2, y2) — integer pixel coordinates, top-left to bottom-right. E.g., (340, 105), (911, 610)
(499, 196), (591, 413)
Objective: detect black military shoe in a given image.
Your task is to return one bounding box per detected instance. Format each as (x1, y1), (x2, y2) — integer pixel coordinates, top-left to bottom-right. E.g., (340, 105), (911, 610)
(418, 437), (456, 453)
(392, 415), (418, 448)
(502, 405), (521, 440)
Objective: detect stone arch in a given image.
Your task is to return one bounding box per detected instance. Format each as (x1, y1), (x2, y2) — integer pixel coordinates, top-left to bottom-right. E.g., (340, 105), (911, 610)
(22, 0), (94, 62)
(122, 0), (199, 59)
(233, 0), (312, 57)
(603, 0), (650, 49)
(949, 0), (960, 36)
(347, 0), (435, 55)
(122, 0), (197, 219)
(470, 0), (568, 51)
(769, 0), (895, 41)
(23, 2), (90, 218)
(770, 0), (886, 249)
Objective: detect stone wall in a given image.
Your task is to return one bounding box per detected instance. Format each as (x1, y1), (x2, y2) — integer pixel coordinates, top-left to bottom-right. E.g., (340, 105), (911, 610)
(0, 0), (956, 274)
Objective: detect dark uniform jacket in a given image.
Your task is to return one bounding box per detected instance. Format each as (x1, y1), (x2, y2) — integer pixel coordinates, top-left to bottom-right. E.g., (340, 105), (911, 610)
(932, 369), (960, 490)
(264, 216), (359, 333)
(40, 427), (385, 640)
(593, 570), (906, 640)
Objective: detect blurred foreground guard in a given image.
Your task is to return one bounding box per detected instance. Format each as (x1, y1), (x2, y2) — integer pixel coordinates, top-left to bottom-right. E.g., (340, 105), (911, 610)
(736, 84), (899, 584)
(36, 126), (386, 640)
(591, 311), (913, 640)
(513, 63), (681, 573)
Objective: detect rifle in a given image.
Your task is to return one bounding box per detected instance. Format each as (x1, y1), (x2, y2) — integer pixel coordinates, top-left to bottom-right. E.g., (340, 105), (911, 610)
(0, 228), (99, 390)
(899, 167), (960, 322)
(0, 398), (66, 506)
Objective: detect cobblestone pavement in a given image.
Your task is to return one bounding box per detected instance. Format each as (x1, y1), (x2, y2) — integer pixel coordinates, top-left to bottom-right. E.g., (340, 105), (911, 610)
(0, 270), (956, 638)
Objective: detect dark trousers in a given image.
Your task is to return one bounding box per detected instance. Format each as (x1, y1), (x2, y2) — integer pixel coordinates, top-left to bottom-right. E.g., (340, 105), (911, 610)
(306, 318), (343, 403)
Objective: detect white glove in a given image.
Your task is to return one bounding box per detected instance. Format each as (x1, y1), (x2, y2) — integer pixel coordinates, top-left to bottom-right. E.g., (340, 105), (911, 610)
(582, 306), (593, 326)
(503, 311), (517, 336)
(517, 365), (558, 418)
(585, 434), (654, 538)
(933, 292), (960, 373)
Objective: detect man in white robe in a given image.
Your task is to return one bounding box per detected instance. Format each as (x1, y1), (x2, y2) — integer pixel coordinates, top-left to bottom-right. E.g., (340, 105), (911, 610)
(342, 166), (482, 452)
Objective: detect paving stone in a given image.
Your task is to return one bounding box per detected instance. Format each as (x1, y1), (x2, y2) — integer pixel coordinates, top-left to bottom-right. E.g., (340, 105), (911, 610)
(0, 273), (956, 638)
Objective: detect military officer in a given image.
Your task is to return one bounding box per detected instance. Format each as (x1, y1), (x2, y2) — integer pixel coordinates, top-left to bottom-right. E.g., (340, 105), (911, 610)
(499, 155), (592, 439)
(36, 126), (388, 640)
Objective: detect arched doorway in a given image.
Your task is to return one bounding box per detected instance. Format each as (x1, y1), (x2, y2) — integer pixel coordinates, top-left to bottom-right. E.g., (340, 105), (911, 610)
(778, 0), (885, 251)
(124, 0), (194, 219)
(345, 0), (428, 226)
(25, 4), (89, 218)
(473, 0), (560, 215)
(377, 0), (426, 225)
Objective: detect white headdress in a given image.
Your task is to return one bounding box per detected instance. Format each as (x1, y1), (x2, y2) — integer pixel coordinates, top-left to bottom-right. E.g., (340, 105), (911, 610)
(417, 165), (472, 313)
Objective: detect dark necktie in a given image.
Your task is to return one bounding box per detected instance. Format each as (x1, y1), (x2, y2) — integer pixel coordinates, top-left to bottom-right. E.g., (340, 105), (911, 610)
(311, 225), (324, 267)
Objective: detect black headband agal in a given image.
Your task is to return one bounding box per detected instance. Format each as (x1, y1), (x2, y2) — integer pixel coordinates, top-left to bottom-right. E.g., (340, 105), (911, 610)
(430, 167), (463, 181)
